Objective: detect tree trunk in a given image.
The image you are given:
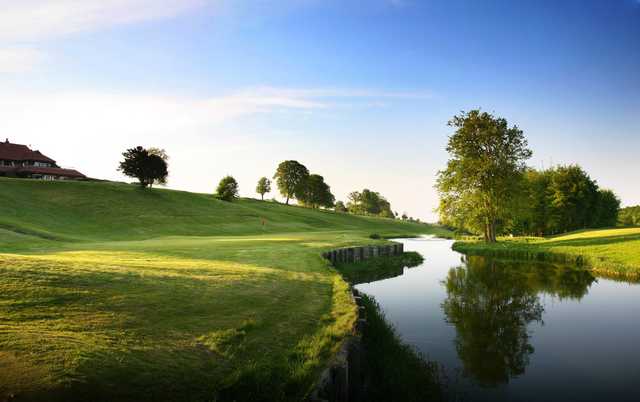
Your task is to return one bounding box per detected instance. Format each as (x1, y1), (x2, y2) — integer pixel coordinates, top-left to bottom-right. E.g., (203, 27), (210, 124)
(484, 220), (497, 243)
(261, 194), (264, 200)
(489, 221), (497, 243)
(286, 195), (290, 205)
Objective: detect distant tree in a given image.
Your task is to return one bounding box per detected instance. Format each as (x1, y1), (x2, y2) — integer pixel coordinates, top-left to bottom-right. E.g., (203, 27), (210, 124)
(296, 174), (335, 208)
(256, 177), (271, 200)
(437, 110), (532, 242)
(273, 160), (309, 204)
(347, 189), (394, 217)
(378, 198), (394, 218)
(334, 201), (347, 213)
(401, 212), (408, 221)
(216, 176), (239, 201)
(118, 146), (168, 188)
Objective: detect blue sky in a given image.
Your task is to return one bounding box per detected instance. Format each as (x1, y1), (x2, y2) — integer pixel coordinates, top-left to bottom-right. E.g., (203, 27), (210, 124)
(1, 0), (638, 221)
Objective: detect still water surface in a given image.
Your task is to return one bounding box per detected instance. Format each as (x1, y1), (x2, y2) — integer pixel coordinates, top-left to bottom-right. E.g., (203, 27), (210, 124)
(355, 237), (640, 402)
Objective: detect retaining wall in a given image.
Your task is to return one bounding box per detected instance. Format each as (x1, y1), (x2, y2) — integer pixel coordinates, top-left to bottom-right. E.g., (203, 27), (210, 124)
(310, 242), (404, 402)
(321, 242), (404, 265)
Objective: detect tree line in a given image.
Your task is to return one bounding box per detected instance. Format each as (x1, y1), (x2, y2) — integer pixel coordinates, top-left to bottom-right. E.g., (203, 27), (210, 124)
(619, 206), (640, 226)
(509, 166), (619, 235)
(117, 148), (403, 218)
(437, 110), (621, 241)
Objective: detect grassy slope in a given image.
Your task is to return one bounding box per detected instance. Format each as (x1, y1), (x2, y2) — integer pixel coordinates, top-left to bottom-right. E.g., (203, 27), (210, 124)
(0, 178), (449, 401)
(453, 227), (640, 280)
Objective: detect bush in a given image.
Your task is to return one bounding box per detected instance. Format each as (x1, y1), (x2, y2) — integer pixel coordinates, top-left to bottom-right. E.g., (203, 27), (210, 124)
(369, 233), (381, 239)
(216, 176), (239, 201)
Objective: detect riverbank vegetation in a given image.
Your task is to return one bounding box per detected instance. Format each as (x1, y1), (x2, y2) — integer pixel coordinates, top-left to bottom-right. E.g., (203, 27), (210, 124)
(453, 227), (640, 279)
(437, 110), (622, 242)
(0, 178), (449, 401)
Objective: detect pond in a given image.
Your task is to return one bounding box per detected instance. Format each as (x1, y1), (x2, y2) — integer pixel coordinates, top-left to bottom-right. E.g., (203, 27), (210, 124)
(354, 237), (640, 402)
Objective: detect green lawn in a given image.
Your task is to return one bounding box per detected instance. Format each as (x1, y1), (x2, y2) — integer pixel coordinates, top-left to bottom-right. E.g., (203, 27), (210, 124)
(453, 227), (640, 280)
(0, 178), (449, 401)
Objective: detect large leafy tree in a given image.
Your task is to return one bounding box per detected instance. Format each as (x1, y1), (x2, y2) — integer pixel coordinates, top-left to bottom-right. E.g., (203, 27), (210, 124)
(118, 146), (169, 188)
(216, 176), (239, 201)
(437, 110), (532, 242)
(295, 174), (335, 208)
(255, 177), (271, 200)
(273, 160), (309, 204)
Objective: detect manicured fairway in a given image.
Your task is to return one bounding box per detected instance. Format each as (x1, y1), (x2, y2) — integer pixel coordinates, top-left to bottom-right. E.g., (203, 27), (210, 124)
(453, 227), (640, 279)
(0, 178), (447, 401)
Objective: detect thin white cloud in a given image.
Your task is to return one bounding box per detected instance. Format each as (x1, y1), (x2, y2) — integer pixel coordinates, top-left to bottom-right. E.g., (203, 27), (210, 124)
(0, 86), (425, 139)
(0, 0), (208, 42)
(245, 86), (433, 104)
(0, 88), (321, 141)
(0, 47), (45, 72)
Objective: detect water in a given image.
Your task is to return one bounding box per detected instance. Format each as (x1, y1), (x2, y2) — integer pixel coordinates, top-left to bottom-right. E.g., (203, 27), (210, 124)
(355, 237), (640, 402)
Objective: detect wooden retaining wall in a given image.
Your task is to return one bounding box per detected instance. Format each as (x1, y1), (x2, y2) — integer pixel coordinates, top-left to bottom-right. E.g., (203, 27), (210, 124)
(321, 242), (404, 265)
(310, 242), (404, 402)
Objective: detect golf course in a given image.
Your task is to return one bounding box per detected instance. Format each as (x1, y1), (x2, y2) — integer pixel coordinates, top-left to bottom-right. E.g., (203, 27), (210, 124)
(0, 178), (449, 402)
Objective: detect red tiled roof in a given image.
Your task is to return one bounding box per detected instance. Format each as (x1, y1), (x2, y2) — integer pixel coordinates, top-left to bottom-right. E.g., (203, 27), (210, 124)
(17, 167), (86, 178)
(0, 139), (56, 163)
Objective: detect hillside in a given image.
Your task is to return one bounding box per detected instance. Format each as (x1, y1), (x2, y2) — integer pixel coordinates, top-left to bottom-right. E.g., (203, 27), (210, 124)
(0, 178), (448, 402)
(0, 178), (447, 245)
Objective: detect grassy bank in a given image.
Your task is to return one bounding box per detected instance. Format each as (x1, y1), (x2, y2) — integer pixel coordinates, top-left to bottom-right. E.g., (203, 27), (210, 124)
(453, 227), (640, 280)
(0, 178), (449, 401)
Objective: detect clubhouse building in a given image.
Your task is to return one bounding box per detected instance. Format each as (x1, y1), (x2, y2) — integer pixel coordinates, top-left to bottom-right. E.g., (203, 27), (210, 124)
(0, 139), (86, 180)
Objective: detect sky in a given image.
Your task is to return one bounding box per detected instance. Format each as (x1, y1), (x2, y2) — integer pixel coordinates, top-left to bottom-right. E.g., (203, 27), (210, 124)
(1, 0), (638, 221)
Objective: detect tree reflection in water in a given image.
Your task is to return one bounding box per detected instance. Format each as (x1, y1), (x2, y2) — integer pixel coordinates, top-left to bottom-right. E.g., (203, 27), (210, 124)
(441, 256), (596, 387)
